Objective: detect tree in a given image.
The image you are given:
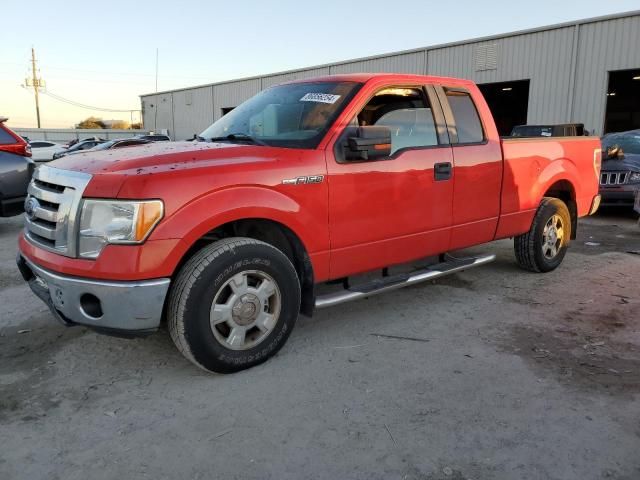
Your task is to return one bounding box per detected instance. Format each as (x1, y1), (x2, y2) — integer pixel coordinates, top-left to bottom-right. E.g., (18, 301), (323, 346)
(130, 122), (142, 130)
(110, 120), (130, 130)
(76, 117), (105, 129)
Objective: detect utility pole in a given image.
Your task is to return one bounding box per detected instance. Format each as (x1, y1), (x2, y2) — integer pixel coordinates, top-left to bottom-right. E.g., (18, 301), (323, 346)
(26, 48), (43, 128)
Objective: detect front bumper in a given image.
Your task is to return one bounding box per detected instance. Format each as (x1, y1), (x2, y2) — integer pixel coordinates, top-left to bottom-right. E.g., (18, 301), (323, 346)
(17, 255), (170, 336)
(599, 184), (640, 206)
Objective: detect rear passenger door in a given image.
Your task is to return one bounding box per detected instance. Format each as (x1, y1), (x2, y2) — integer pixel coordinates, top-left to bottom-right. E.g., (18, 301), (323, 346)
(435, 86), (503, 249)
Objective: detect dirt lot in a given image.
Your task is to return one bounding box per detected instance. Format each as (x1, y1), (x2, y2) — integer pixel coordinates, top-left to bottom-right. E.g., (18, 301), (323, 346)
(1, 210), (639, 480)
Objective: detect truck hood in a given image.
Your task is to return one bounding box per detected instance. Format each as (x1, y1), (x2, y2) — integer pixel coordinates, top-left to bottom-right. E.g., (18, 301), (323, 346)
(601, 153), (640, 172)
(48, 141), (276, 175)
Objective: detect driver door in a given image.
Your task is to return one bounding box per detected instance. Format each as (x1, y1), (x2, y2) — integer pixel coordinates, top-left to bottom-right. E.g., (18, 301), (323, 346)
(326, 84), (454, 279)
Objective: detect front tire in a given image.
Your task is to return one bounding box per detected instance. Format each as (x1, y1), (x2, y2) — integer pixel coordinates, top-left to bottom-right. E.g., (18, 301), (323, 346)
(168, 238), (301, 373)
(514, 197), (572, 273)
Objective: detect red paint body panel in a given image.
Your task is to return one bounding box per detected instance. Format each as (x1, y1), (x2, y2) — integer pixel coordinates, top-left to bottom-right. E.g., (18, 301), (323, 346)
(19, 74), (601, 285)
(19, 234), (181, 280)
(496, 136), (601, 238)
(447, 82), (503, 250)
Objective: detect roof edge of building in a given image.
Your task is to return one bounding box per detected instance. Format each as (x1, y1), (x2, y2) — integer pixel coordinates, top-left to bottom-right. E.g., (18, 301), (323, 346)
(140, 9), (640, 98)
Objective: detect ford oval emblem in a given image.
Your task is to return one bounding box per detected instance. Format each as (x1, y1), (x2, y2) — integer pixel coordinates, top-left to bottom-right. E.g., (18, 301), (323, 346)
(24, 196), (40, 220)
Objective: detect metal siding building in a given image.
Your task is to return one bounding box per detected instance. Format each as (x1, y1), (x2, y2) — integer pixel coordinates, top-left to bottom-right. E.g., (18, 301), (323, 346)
(141, 11), (640, 139)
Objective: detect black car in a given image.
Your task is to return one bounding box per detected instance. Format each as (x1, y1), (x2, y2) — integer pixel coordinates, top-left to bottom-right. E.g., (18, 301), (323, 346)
(87, 138), (151, 151)
(135, 134), (171, 142)
(53, 138), (106, 159)
(0, 117), (34, 217)
(510, 123), (587, 137)
(600, 130), (640, 206)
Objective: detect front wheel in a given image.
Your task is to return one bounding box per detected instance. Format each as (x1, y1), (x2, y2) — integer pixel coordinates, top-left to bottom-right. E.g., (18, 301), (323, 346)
(514, 197), (572, 273)
(167, 238), (301, 373)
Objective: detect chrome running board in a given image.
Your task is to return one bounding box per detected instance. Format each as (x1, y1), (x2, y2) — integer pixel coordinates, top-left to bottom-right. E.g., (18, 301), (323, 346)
(315, 253), (496, 309)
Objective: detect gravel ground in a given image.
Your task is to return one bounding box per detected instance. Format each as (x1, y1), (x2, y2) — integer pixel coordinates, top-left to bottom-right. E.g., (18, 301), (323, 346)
(1, 210), (639, 480)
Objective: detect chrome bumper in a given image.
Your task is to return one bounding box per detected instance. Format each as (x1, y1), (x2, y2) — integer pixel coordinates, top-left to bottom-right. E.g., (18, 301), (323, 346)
(589, 194), (601, 215)
(18, 255), (170, 335)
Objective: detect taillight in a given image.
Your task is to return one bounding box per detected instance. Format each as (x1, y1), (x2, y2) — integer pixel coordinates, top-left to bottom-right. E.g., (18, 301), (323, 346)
(593, 148), (602, 180)
(0, 143), (31, 157)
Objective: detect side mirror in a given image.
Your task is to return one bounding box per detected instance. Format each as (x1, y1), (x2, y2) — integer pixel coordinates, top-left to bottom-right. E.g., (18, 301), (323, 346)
(606, 145), (624, 160)
(345, 126), (391, 161)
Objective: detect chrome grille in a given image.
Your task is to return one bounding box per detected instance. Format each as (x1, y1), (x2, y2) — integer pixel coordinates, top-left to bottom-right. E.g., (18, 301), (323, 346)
(24, 165), (92, 257)
(600, 171), (629, 186)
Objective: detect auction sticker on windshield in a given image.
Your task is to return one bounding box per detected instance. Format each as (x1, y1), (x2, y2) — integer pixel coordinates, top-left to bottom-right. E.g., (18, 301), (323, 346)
(300, 93), (341, 104)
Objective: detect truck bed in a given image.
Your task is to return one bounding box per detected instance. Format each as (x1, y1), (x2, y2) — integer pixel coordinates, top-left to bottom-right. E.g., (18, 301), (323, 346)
(495, 136), (601, 239)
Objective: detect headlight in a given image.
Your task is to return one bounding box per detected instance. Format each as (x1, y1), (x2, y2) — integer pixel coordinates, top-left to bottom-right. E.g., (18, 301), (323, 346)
(78, 199), (163, 259)
(629, 172), (640, 183)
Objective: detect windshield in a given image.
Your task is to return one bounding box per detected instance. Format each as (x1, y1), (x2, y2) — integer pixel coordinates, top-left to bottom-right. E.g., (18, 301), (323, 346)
(199, 81), (361, 149)
(602, 131), (640, 155)
(90, 140), (117, 151)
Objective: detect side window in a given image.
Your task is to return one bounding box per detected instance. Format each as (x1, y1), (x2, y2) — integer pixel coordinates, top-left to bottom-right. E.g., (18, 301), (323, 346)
(356, 87), (439, 155)
(30, 141), (46, 148)
(445, 90), (484, 144)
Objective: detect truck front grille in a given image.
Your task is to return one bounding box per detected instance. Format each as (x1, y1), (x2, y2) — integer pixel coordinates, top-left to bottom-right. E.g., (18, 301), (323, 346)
(24, 165), (92, 257)
(600, 171), (629, 186)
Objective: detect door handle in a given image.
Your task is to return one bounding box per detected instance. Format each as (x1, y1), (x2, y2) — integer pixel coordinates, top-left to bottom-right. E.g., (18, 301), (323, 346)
(434, 162), (452, 181)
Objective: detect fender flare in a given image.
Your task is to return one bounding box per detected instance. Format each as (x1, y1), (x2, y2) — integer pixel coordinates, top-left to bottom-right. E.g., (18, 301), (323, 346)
(534, 158), (581, 206)
(152, 185), (321, 273)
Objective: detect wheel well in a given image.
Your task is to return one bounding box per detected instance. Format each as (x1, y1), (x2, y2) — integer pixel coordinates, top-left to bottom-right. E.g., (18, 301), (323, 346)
(543, 180), (577, 239)
(178, 219), (315, 317)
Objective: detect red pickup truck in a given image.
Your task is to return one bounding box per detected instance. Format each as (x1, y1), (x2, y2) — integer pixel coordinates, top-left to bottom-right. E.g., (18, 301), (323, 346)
(17, 74), (602, 373)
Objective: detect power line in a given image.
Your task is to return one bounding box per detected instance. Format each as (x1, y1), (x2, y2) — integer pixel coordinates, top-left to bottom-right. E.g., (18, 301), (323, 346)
(41, 90), (139, 113)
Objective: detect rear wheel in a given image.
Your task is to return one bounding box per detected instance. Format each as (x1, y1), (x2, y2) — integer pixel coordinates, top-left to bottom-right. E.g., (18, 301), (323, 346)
(168, 237), (300, 373)
(514, 197), (572, 273)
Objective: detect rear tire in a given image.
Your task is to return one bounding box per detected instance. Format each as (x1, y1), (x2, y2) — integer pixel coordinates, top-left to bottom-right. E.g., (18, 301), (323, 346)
(168, 237), (301, 373)
(514, 197), (572, 273)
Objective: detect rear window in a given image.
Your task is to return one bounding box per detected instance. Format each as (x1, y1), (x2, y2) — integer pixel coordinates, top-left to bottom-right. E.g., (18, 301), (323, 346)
(446, 90), (484, 144)
(0, 126), (17, 145)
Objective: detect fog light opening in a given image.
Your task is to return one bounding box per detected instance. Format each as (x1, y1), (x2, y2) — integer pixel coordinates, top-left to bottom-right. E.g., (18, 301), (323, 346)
(80, 293), (103, 319)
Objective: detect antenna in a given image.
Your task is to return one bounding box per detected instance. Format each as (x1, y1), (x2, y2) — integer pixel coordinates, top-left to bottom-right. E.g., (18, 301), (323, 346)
(154, 48), (159, 131)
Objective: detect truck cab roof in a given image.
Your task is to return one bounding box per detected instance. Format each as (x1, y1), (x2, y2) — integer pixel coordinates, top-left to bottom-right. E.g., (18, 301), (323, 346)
(283, 73), (475, 88)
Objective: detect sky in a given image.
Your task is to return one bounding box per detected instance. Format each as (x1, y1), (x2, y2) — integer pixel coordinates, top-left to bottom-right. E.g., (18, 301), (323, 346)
(1, 0), (638, 129)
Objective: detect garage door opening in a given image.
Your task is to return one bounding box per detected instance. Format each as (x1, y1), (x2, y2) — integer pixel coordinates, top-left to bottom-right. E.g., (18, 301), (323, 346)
(477, 80), (530, 136)
(604, 69), (640, 133)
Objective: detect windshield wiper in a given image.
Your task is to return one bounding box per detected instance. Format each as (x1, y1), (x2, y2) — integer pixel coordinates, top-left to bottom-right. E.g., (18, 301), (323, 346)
(208, 133), (267, 146)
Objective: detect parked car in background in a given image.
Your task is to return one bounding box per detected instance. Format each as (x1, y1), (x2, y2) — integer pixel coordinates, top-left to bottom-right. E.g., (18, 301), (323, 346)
(53, 138), (107, 159)
(135, 134), (171, 142)
(510, 123), (586, 137)
(0, 117), (33, 216)
(599, 129), (640, 207)
(29, 140), (67, 162)
(87, 138), (150, 152)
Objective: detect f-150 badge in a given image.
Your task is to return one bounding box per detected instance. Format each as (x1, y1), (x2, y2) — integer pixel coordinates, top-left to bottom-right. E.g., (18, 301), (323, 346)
(282, 175), (324, 185)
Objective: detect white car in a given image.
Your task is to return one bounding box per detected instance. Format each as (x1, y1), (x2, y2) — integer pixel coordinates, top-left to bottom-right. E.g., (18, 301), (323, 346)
(29, 141), (67, 162)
